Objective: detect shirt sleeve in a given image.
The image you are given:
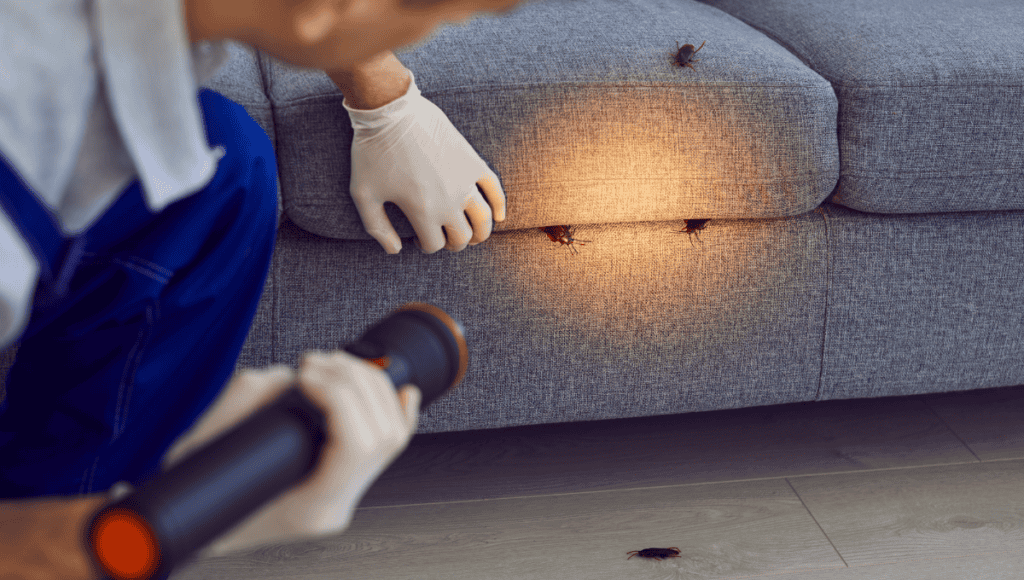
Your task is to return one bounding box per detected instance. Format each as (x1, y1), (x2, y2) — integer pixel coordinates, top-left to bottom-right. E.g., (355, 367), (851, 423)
(0, 210), (41, 350)
(191, 39), (231, 86)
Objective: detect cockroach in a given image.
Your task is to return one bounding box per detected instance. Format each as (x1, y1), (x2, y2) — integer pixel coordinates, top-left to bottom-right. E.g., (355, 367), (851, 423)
(673, 40), (706, 71)
(539, 225), (591, 256)
(627, 547), (682, 561)
(677, 218), (710, 245)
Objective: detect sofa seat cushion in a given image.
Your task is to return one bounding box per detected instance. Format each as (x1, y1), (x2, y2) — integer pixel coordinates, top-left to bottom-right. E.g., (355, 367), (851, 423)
(242, 216), (832, 433)
(699, 0), (1024, 215)
(819, 205), (1024, 401)
(263, 0), (837, 241)
(239, 207), (1024, 434)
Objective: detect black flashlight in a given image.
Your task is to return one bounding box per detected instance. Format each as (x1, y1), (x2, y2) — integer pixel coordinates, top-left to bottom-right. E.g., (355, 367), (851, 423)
(86, 302), (467, 580)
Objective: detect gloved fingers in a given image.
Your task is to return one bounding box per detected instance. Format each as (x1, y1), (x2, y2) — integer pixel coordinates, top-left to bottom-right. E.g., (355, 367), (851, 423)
(398, 384), (422, 434)
(465, 196), (495, 246)
(409, 217), (449, 254)
(293, 387), (380, 531)
(443, 219), (474, 252)
(476, 171), (506, 222)
(298, 350), (413, 458)
(299, 351), (395, 427)
(199, 352), (417, 555)
(414, 222), (476, 253)
(284, 351), (415, 529)
(406, 194), (477, 253)
(351, 193), (403, 254)
(161, 365), (297, 472)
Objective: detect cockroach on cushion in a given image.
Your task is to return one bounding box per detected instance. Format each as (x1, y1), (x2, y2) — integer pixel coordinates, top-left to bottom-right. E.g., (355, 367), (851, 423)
(677, 218), (710, 245)
(673, 40), (706, 71)
(627, 547), (682, 560)
(539, 225), (591, 256)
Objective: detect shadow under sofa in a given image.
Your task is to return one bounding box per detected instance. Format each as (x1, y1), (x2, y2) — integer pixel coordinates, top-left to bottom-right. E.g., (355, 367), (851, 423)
(2, 0), (1023, 440)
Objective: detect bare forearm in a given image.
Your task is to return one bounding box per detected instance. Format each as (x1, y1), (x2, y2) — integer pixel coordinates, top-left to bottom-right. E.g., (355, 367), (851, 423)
(327, 51), (413, 110)
(1, 494), (109, 580)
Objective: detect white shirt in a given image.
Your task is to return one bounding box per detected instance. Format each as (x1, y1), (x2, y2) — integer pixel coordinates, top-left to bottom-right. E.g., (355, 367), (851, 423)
(0, 0), (230, 349)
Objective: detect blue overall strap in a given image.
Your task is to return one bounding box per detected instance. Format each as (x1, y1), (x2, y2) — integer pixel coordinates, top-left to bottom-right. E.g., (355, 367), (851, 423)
(0, 155), (87, 300)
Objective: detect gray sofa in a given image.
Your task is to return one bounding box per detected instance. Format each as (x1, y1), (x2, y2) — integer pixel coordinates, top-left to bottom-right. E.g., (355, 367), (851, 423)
(217, 0), (1024, 435)
(8, 0), (1021, 437)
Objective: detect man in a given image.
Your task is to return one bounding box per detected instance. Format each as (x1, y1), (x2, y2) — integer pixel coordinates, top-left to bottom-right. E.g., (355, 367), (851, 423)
(0, 0), (521, 577)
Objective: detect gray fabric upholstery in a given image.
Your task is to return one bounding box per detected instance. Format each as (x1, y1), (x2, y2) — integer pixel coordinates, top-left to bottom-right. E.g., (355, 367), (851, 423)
(240, 215), (830, 433)
(697, 0), (1024, 215)
(820, 205), (1024, 399)
(200, 41), (269, 112)
(236, 205), (1024, 434)
(263, 0), (838, 240)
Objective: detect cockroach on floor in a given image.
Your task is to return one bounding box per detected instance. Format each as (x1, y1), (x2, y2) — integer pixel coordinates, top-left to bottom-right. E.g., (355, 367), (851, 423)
(673, 40), (706, 71)
(539, 225), (591, 256)
(677, 218), (710, 245)
(627, 547), (682, 560)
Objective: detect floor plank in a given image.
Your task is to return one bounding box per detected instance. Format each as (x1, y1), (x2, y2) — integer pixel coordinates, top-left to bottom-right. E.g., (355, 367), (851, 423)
(166, 385), (1024, 580)
(926, 384), (1024, 461)
(740, 550), (1024, 579)
(788, 459), (1024, 567)
(172, 479), (843, 580)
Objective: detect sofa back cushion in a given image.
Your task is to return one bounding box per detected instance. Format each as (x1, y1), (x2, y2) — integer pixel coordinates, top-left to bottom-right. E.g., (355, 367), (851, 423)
(700, 0), (1024, 215)
(264, 0), (837, 240)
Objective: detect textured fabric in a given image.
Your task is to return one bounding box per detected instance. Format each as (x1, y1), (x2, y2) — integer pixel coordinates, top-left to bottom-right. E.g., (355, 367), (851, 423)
(697, 0), (1024, 214)
(236, 203), (1024, 435)
(0, 90), (278, 498)
(248, 214), (830, 433)
(262, 0), (838, 240)
(0, 0), (229, 226)
(819, 204), (1024, 400)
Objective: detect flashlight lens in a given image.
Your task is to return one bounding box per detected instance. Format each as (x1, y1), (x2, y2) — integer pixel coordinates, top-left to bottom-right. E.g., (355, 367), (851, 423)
(90, 508), (161, 580)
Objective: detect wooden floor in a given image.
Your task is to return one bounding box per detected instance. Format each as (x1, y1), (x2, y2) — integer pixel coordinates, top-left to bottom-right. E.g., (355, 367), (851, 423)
(171, 384), (1024, 580)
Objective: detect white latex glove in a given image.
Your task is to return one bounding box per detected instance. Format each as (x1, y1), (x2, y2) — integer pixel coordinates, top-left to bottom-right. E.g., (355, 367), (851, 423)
(344, 71), (507, 254)
(159, 351), (421, 558)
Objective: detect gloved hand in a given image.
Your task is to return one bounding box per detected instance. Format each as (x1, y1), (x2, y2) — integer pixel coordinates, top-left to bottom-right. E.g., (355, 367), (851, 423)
(344, 71), (507, 254)
(159, 351), (421, 557)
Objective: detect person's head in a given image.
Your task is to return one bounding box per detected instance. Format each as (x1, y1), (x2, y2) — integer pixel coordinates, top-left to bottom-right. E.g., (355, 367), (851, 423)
(184, 0), (524, 70)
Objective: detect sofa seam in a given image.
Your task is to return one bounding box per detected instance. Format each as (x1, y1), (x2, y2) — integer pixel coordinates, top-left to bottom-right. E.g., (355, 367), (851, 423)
(271, 244), (279, 368)
(280, 177), (836, 187)
(815, 205), (832, 401)
(839, 170), (1024, 179)
(256, 48), (281, 368)
(833, 82), (1024, 89)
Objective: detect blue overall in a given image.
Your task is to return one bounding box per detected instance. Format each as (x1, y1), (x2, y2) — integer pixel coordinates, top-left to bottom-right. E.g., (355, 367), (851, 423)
(0, 89), (278, 500)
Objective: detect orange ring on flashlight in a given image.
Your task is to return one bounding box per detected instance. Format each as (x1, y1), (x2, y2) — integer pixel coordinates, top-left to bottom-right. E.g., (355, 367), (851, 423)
(368, 356), (390, 369)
